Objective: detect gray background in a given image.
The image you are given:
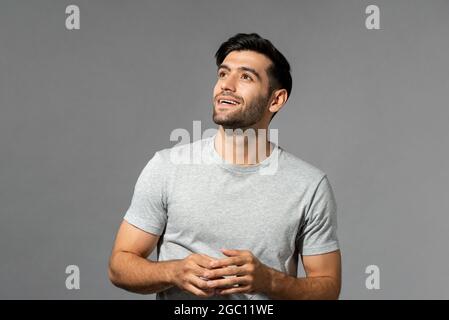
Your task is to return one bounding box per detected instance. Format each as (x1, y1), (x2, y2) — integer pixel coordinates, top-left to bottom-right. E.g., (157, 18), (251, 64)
(1, 0), (448, 299)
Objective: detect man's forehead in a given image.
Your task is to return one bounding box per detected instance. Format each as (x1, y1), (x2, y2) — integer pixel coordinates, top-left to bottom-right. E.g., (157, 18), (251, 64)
(220, 50), (272, 75)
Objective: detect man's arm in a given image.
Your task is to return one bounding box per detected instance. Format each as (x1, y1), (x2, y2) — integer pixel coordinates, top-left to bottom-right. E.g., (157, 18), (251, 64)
(266, 250), (341, 300)
(108, 220), (220, 296)
(108, 220), (176, 294)
(204, 249), (341, 300)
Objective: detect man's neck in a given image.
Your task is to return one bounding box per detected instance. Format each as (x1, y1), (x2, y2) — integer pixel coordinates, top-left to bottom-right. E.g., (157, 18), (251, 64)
(214, 126), (273, 166)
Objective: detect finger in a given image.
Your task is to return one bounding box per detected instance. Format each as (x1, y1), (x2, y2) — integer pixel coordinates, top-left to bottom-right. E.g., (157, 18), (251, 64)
(205, 265), (246, 279)
(211, 256), (247, 268)
(205, 275), (227, 281)
(191, 266), (227, 282)
(184, 283), (215, 297)
(217, 285), (252, 295)
(207, 275), (251, 289)
(190, 263), (210, 277)
(189, 274), (213, 291)
(189, 264), (217, 282)
(193, 254), (218, 269)
(220, 248), (245, 256)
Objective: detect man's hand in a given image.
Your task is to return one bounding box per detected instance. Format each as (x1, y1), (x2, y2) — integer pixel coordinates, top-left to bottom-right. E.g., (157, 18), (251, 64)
(204, 249), (271, 295)
(172, 253), (222, 297)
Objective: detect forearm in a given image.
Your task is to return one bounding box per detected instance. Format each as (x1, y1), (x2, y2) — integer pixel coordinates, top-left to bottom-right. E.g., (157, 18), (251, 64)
(108, 251), (179, 295)
(264, 267), (340, 300)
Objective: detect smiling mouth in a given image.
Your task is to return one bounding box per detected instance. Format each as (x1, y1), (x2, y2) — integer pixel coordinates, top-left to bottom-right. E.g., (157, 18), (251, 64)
(217, 98), (241, 107)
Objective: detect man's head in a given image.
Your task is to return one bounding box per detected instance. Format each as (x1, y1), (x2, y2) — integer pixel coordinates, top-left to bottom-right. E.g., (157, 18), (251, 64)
(212, 33), (292, 129)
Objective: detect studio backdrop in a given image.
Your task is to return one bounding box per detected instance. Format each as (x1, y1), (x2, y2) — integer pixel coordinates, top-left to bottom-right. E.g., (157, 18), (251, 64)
(1, 0), (448, 299)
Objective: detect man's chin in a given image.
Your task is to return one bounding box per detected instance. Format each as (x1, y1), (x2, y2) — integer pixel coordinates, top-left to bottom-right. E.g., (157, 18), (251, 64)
(212, 117), (244, 129)
(212, 107), (254, 128)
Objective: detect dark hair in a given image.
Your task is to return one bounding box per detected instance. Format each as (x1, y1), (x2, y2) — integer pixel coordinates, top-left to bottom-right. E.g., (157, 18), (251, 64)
(215, 33), (292, 119)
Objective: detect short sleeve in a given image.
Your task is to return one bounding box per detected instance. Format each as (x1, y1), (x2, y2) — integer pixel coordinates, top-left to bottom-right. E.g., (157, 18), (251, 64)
(297, 175), (340, 256)
(123, 151), (169, 235)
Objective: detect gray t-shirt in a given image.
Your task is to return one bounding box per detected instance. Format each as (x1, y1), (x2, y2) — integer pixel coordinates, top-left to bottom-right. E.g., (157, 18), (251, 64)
(124, 134), (340, 300)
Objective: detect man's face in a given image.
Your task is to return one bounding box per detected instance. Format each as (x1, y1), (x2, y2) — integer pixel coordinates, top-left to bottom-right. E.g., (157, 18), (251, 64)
(213, 50), (273, 129)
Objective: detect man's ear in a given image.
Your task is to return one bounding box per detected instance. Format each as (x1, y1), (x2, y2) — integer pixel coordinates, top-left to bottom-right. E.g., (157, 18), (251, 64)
(268, 88), (288, 113)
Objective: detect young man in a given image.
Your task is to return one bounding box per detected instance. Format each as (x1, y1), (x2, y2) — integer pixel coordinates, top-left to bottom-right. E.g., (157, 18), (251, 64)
(108, 33), (342, 300)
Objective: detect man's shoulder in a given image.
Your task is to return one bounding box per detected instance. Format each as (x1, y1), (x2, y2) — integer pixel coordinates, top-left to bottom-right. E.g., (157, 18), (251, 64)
(279, 147), (327, 183)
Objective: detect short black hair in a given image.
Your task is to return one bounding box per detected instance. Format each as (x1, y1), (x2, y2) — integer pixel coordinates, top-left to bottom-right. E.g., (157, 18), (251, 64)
(215, 33), (292, 119)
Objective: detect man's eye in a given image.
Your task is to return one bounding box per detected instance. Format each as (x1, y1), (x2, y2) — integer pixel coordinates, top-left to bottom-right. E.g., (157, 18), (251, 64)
(241, 74), (252, 81)
(218, 72), (226, 78)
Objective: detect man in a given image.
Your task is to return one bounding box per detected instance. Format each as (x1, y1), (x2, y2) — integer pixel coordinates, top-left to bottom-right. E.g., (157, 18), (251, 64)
(108, 33), (341, 300)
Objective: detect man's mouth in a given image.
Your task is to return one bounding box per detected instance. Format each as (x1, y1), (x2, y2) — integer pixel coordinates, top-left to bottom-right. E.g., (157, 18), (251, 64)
(216, 98), (241, 107)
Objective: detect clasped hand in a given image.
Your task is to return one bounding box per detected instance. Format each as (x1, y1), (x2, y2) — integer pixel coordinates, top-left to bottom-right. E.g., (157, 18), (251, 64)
(173, 249), (271, 297)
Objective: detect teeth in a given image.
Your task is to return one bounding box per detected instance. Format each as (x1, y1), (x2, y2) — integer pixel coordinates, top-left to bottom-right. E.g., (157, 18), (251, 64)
(220, 99), (238, 105)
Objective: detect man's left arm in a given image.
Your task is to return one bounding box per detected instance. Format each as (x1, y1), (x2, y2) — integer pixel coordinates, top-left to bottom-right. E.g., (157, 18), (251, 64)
(265, 249), (341, 299)
(205, 249), (341, 300)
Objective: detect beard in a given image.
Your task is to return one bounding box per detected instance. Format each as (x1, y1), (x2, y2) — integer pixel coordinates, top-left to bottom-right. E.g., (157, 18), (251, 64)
(212, 92), (271, 129)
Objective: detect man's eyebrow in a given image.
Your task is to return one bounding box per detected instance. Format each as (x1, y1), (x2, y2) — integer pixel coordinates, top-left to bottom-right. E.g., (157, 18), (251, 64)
(218, 64), (261, 81)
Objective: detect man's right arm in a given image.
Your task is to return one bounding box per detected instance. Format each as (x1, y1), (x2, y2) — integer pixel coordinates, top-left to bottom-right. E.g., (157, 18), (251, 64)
(108, 220), (217, 296)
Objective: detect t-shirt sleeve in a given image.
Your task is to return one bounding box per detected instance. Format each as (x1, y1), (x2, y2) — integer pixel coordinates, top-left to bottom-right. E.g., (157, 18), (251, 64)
(123, 151), (169, 235)
(297, 175), (340, 256)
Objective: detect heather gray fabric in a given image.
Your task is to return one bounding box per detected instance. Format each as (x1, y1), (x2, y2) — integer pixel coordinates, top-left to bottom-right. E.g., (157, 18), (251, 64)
(124, 134), (340, 300)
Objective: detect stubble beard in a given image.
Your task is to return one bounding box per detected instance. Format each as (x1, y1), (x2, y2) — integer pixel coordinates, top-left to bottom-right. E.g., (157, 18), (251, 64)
(212, 92), (271, 130)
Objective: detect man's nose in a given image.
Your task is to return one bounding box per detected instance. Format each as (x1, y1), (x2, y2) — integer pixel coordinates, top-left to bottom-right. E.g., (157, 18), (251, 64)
(220, 74), (237, 92)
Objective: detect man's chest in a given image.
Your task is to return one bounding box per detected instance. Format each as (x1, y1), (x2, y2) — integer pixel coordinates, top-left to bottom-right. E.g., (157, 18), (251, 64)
(165, 168), (307, 253)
